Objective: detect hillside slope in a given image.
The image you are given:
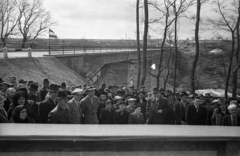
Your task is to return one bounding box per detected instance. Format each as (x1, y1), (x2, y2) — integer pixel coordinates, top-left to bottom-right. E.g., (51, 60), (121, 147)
(0, 57), (86, 87)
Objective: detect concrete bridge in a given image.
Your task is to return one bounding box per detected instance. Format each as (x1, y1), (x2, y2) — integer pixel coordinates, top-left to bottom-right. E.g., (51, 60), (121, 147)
(50, 49), (171, 90)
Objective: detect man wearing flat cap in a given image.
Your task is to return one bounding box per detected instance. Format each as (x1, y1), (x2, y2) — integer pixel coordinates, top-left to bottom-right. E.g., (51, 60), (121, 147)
(48, 91), (71, 124)
(80, 86), (100, 124)
(223, 104), (240, 126)
(67, 88), (84, 124)
(39, 84), (59, 123)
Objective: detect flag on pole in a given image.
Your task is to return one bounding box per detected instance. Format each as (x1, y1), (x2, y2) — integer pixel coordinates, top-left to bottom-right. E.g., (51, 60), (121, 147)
(49, 28), (57, 39)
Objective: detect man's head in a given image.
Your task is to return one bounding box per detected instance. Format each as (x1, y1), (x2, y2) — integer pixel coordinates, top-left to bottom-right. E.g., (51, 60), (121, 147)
(101, 83), (106, 89)
(57, 91), (68, 108)
(118, 101), (127, 111)
(2, 82), (10, 92)
(28, 83), (38, 96)
(105, 99), (112, 108)
(153, 88), (159, 98)
(100, 92), (108, 101)
(194, 97), (202, 107)
(86, 86), (95, 97)
(180, 91), (188, 102)
(61, 82), (67, 90)
(43, 79), (50, 88)
(135, 105), (141, 114)
(137, 90), (145, 99)
(72, 88), (84, 101)
(228, 104), (237, 116)
(128, 98), (136, 106)
(9, 76), (16, 84)
(49, 84), (59, 99)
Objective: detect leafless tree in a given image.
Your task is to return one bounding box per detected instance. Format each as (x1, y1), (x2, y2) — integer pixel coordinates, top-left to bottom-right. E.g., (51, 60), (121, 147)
(190, 0), (208, 95)
(232, 0), (240, 98)
(149, 0), (175, 89)
(136, 0), (141, 89)
(15, 0), (56, 48)
(0, 0), (19, 47)
(207, 0), (239, 99)
(169, 0), (194, 94)
(140, 0), (149, 85)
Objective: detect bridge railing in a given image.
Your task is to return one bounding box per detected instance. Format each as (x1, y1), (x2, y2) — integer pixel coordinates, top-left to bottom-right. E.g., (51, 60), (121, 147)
(47, 45), (160, 55)
(0, 124), (240, 156)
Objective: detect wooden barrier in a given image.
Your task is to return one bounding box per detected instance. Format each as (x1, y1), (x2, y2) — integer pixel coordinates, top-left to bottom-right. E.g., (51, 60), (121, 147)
(0, 124), (240, 156)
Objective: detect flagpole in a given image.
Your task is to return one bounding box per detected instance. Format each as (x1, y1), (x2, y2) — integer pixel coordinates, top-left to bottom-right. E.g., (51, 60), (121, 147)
(48, 28), (51, 55)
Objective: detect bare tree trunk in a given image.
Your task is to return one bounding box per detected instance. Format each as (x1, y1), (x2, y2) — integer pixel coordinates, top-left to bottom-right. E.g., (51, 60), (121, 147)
(232, 2), (240, 98)
(173, 16), (178, 94)
(136, 0), (141, 89)
(225, 33), (235, 99)
(140, 0), (148, 86)
(190, 0), (201, 95)
(164, 44), (173, 90)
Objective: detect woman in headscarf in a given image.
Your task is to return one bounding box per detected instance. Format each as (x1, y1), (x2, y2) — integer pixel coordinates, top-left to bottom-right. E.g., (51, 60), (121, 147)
(0, 92), (9, 123)
(4, 87), (16, 112)
(7, 91), (28, 120)
(10, 105), (35, 123)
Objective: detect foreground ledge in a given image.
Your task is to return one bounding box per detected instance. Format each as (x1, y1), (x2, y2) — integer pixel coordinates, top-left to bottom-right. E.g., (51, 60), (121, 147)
(0, 124), (240, 156)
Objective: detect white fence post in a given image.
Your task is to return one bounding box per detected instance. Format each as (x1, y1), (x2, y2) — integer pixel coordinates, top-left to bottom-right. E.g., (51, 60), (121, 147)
(28, 48), (32, 58)
(3, 47), (8, 58)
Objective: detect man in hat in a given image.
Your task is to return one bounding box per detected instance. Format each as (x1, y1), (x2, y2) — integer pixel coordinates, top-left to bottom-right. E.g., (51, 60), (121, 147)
(113, 101), (129, 124)
(211, 100), (228, 125)
(80, 86), (100, 124)
(153, 89), (171, 124)
(128, 105), (145, 124)
(175, 91), (190, 124)
(61, 82), (71, 96)
(185, 97), (207, 125)
(223, 104), (240, 126)
(39, 79), (50, 101)
(48, 91), (71, 124)
(146, 88), (159, 123)
(67, 88), (84, 124)
(100, 99), (115, 124)
(28, 82), (41, 121)
(38, 84), (59, 123)
(135, 90), (147, 120)
(97, 92), (108, 124)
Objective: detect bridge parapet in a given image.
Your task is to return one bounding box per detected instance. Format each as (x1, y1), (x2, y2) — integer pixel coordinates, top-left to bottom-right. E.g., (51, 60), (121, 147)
(0, 124), (239, 156)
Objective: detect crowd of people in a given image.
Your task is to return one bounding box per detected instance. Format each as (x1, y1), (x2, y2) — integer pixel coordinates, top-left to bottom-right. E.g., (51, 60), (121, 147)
(0, 76), (240, 126)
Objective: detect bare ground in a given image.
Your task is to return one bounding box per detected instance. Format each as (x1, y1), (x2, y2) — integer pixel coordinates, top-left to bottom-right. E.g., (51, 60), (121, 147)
(0, 57), (86, 87)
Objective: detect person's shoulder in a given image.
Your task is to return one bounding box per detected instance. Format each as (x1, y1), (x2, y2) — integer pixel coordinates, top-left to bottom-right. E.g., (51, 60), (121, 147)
(49, 106), (58, 114)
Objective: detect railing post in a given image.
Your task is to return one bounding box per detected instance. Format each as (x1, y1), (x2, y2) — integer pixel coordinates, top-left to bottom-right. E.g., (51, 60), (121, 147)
(3, 47), (8, 58)
(100, 47), (101, 53)
(62, 45), (64, 55)
(74, 46), (75, 54)
(28, 48), (32, 58)
(48, 46), (51, 55)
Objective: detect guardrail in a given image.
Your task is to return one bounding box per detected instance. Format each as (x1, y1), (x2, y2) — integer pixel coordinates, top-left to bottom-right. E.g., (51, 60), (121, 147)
(0, 124), (239, 156)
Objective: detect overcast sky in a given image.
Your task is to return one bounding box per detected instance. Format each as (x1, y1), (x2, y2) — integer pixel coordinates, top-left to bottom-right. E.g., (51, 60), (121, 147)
(42, 0), (229, 40)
